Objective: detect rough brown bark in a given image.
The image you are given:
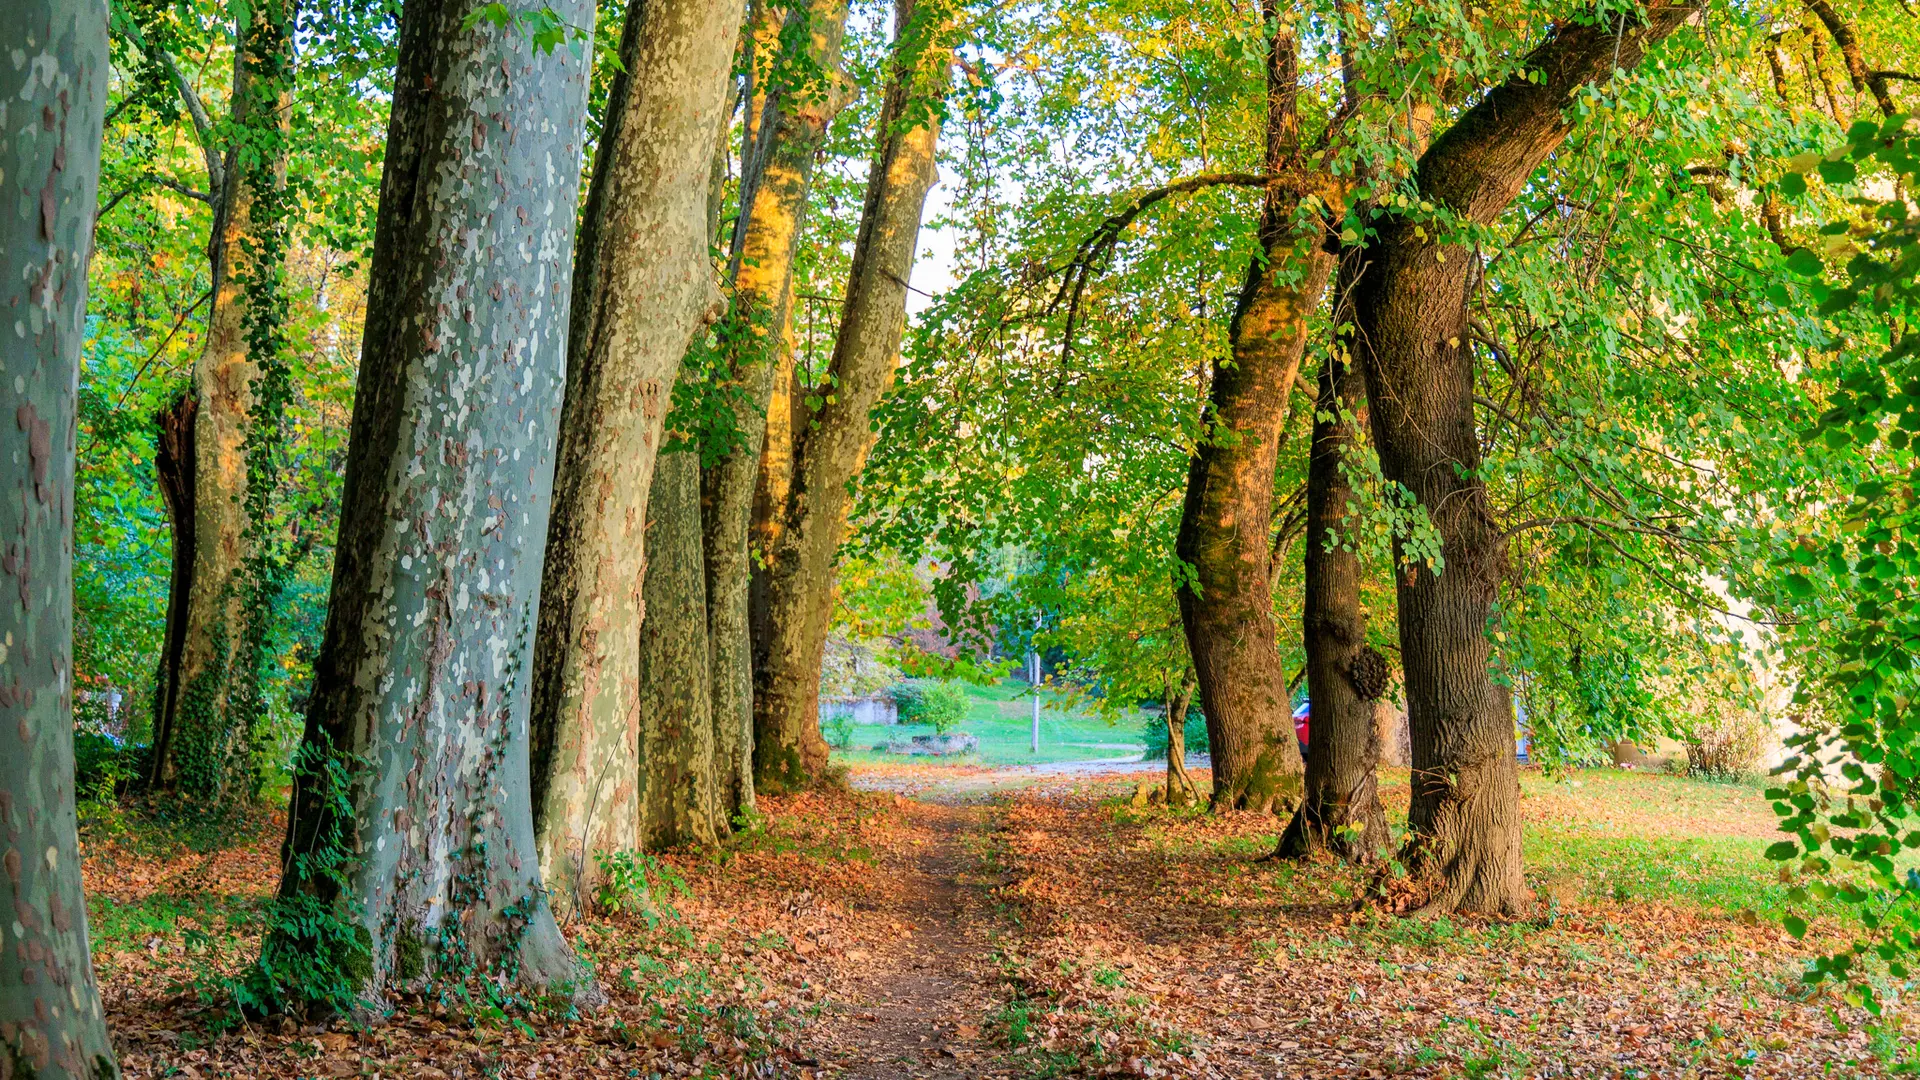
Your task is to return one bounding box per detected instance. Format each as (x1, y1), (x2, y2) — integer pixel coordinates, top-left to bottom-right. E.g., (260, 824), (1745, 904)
(703, 0), (850, 819)
(276, 0), (594, 994)
(147, 0), (292, 802)
(527, 0), (744, 914)
(1353, 1), (1700, 914)
(753, 0), (953, 792)
(1, 1), (119, 1073)
(1277, 317), (1388, 862)
(1175, 2), (1323, 814)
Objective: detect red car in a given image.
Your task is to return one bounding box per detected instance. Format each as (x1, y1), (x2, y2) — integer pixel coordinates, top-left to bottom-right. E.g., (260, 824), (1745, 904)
(1292, 700), (1310, 757)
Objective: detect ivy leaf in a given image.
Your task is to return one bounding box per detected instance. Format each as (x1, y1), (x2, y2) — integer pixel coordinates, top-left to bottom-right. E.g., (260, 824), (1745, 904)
(1766, 840), (1802, 861)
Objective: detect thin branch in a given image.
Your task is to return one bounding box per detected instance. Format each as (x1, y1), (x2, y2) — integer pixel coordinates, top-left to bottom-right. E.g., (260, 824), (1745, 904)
(1047, 170), (1340, 367)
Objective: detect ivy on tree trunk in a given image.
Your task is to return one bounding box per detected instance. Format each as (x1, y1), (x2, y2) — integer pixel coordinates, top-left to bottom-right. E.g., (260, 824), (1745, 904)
(753, 0), (954, 793)
(276, 0), (595, 996)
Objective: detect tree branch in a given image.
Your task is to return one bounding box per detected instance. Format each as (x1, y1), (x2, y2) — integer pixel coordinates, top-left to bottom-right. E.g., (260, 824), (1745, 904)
(1803, 0), (1898, 116)
(1416, 1), (1705, 225)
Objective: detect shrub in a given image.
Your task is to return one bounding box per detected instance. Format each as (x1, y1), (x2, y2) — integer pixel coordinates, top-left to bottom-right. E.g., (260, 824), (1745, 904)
(891, 679), (968, 734)
(1685, 714), (1768, 781)
(822, 708), (855, 749)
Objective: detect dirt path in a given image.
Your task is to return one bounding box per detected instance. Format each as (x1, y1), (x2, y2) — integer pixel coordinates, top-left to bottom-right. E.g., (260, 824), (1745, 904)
(812, 799), (1006, 1079)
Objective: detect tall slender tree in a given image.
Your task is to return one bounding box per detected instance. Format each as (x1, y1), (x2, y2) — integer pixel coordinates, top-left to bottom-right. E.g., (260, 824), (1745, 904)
(527, 0), (746, 913)
(146, 0), (297, 804)
(1174, 0), (1327, 813)
(1353, 0), (1701, 913)
(709, 0), (850, 817)
(1, 0), (119, 1073)
(275, 0), (595, 991)
(753, 0), (956, 791)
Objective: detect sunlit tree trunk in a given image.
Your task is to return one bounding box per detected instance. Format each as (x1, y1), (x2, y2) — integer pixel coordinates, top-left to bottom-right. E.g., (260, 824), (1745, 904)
(1277, 299), (1387, 861)
(276, 0), (594, 992)
(753, 0), (954, 792)
(1175, 2), (1323, 814)
(527, 0), (744, 913)
(149, 0), (293, 803)
(705, 0), (849, 814)
(1353, 1), (1700, 914)
(0, 0), (118, 1072)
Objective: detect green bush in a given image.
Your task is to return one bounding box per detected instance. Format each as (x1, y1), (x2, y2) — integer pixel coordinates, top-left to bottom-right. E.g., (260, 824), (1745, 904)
(73, 730), (145, 802)
(891, 679), (968, 734)
(1141, 705), (1208, 760)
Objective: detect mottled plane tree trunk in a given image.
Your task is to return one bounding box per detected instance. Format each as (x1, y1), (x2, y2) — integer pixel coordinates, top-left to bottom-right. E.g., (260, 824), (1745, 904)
(704, 0), (850, 816)
(148, 0), (294, 802)
(1353, 1), (1700, 913)
(528, 0), (744, 913)
(275, 0), (594, 992)
(0, 0), (118, 1073)
(1277, 278), (1388, 861)
(1175, 0), (1326, 814)
(754, 0), (954, 791)
(639, 442), (723, 847)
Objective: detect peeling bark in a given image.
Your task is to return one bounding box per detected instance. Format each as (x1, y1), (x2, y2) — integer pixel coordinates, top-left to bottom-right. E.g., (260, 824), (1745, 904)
(1353, 1), (1700, 914)
(528, 0), (744, 913)
(639, 444), (723, 848)
(278, 0), (595, 993)
(753, 0), (954, 792)
(0, 0), (119, 1073)
(705, 0), (850, 816)
(148, 1), (292, 802)
(1175, 4), (1322, 815)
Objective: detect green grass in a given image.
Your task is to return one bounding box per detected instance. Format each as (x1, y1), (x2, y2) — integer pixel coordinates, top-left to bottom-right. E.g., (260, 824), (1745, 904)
(826, 679), (1145, 767)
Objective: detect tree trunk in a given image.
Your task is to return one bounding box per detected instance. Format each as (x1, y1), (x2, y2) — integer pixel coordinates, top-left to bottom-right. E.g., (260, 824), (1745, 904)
(1352, 1), (1700, 913)
(1163, 673), (1199, 808)
(1277, 316), (1388, 861)
(1175, 5), (1324, 814)
(275, 0), (594, 994)
(705, 0), (850, 818)
(753, 0), (953, 792)
(149, 1), (293, 803)
(527, 0), (744, 915)
(640, 445), (724, 848)
(0, 1), (118, 1072)
(151, 390), (197, 762)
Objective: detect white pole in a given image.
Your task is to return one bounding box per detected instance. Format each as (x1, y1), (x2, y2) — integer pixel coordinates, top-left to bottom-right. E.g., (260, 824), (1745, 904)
(1029, 649), (1041, 753)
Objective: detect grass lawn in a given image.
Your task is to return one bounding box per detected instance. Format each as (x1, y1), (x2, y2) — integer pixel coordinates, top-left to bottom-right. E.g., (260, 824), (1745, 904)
(826, 678), (1146, 767)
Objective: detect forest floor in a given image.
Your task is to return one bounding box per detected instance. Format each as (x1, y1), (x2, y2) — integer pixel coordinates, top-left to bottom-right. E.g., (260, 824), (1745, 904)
(83, 764), (1913, 1079)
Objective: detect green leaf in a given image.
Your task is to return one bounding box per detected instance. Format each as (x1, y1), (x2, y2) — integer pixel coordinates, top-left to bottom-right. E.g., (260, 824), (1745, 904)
(1785, 914), (1809, 939)
(1766, 840), (1802, 861)
(1779, 172), (1808, 197)
(1818, 159), (1857, 185)
(1784, 573), (1815, 598)
(1786, 248), (1823, 277)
